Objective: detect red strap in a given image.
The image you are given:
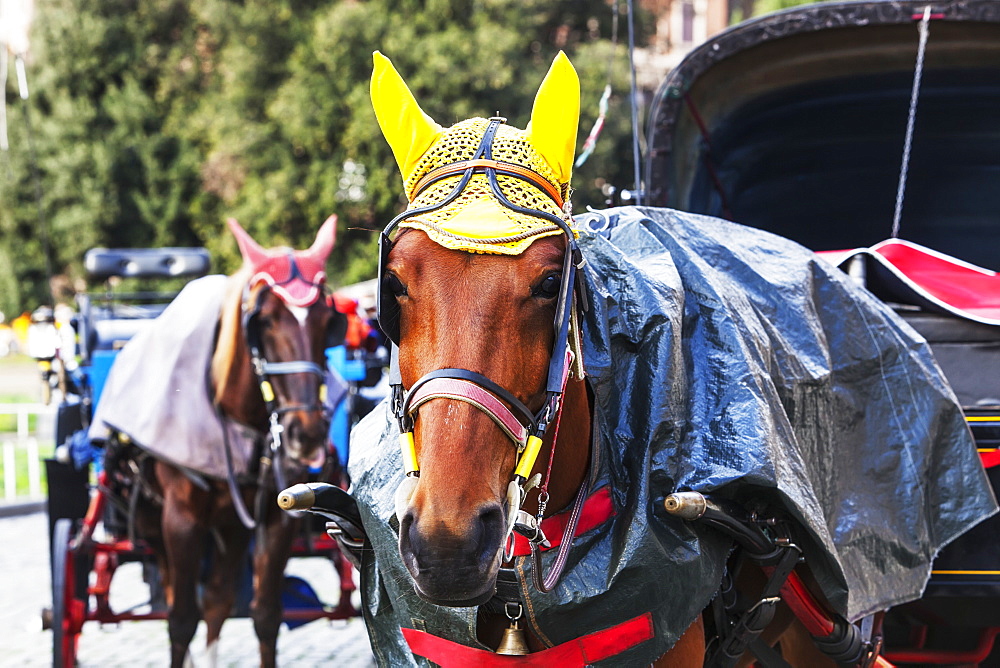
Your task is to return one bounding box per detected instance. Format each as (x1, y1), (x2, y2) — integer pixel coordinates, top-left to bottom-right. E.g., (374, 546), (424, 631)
(776, 571), (836, 637)
(402, 612), (654, 667)
(511, 486), (615, 557)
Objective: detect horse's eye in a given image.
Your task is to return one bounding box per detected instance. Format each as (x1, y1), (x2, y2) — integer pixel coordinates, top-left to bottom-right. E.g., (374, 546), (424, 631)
(532, 274), (561, 300)
(385, 273), (407, 298)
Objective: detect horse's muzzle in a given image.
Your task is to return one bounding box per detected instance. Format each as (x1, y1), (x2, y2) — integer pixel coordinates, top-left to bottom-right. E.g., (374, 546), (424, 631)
(281, 414), (330, 471)
(398, 501), (506, 607)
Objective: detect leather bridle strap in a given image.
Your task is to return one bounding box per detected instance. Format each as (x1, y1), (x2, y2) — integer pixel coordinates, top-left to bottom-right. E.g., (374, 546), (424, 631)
(405, 377), (530, 447)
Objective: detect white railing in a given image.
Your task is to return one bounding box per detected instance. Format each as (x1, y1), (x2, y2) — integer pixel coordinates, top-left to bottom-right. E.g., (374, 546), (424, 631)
(0, 403), (56, 501)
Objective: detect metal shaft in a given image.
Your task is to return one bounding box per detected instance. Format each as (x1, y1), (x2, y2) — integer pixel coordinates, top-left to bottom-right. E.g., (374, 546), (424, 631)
(276, 483), (316, 511)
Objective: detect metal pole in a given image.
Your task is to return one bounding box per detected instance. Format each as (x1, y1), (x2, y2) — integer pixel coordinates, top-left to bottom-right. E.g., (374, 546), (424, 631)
(626, 0), (642, 205)
(3, 440), (15, 500)
(28, 437), (40, 498)
(15, 54), (54, 302)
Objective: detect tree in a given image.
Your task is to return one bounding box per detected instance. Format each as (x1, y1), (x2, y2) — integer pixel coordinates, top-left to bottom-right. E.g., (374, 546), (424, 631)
(1, 0), (644, 311)
(1, 0), (205, 312)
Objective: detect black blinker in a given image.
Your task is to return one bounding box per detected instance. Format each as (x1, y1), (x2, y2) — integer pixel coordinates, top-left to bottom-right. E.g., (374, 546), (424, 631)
(377, 231), (402, 345)
(326, 310), (348, 349)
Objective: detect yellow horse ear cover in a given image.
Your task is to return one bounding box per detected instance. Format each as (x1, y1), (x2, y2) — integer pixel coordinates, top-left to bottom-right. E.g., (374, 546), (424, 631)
(371, 51), (580, 255)
(528, 51), (581, 185)
(370, 51), (443, 185)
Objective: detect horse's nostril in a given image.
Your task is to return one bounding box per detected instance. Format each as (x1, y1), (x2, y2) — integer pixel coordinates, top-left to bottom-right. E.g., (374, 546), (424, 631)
(478, 504), (504, 537)
(399, 509), (418, 559)
(476, 503), (505, 564)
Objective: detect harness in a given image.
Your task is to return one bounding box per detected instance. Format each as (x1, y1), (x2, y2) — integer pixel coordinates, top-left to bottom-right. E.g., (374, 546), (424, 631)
(378, 118), (589, 566)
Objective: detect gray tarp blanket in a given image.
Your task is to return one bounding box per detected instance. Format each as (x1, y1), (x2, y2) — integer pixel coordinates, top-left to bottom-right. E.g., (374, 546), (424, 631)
(90, 275), (262, 479)
(349, 206), (997, 666)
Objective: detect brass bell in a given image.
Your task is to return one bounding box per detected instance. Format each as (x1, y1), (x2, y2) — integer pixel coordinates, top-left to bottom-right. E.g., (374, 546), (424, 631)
(496, 619), (530, 656)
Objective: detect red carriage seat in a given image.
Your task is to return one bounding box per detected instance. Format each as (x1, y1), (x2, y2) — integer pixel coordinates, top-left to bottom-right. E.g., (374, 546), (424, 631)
(818, 239), (1000, 326)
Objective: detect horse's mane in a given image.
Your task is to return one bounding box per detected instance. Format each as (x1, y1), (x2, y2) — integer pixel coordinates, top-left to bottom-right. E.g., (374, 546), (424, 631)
(211, 267), (259, 417)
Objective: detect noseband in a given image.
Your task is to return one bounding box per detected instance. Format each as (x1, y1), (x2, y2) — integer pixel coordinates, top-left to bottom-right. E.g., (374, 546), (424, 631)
(378, 118), (586, 541)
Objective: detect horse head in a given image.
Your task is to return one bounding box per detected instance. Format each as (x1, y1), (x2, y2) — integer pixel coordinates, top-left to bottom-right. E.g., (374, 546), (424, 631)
(371, 52), (588, 606)
(213, 216), (347, 474)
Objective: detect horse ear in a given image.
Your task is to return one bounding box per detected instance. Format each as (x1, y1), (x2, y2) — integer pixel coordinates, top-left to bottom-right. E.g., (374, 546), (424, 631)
(527, 51), (580, 185)
(227, 218), (269, 269)
(302, 214), (338, 265)
(370, 51), (443, 185)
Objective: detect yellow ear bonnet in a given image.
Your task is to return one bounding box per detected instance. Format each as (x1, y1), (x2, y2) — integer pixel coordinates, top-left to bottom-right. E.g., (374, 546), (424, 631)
(528, 51), (580, 185)
(371, 52), (580, 255)
(370, 51), (443, 185)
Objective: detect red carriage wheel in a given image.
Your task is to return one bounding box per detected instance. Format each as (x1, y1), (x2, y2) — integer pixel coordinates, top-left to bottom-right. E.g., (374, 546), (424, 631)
(52, 518), (85, 668)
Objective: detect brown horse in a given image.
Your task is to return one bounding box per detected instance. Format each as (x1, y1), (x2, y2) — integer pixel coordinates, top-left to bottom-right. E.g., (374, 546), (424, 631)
(101, 217), (347, 667)
(364, 52), (848, 667)
(384, 227), (715, 664)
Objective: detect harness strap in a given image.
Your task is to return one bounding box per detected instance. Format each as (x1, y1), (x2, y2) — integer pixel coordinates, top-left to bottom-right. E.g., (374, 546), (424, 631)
(218, 405), (259, 530)
(407, 377), (530, 446)
(402, 612), (654, 667)
(530, 475), (588, 593)
(257, 360), (326, 378)
(402, 367), (538, 434)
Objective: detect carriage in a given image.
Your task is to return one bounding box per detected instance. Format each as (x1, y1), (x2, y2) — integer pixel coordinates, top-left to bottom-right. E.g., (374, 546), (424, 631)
(44, 240), (363, 668)
(646, 0), (1000, 662)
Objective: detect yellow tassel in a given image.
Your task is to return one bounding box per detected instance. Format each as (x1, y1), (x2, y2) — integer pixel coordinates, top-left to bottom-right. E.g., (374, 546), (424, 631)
(319, 384), (327, 404)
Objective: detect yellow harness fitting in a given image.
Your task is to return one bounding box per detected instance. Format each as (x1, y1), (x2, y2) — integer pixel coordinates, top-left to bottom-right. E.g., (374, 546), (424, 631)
(400, 431), (420, 476)
(260, 380), (275, 403)
(514, 434), (545, 480)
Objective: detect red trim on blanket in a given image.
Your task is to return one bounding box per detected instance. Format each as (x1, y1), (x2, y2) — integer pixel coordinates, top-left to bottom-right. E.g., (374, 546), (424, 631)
(402, 611), (654, 667)
(510, 486), (615, 557)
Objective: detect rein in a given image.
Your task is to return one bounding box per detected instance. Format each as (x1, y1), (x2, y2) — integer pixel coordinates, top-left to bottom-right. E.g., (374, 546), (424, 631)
(379, 117), (588, 592)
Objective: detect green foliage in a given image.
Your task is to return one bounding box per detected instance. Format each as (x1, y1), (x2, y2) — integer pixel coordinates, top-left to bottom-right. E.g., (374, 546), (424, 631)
(1, 0), (642, 304)
(753, 0), (820, 18)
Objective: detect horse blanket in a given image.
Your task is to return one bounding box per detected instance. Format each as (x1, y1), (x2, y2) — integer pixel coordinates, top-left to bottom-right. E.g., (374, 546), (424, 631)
(349, 206), (997, 666)
(89, 275), (263, 479)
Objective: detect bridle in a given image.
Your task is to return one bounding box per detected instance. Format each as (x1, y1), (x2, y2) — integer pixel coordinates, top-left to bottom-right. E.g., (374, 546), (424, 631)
(377, 117), (588, 552)
(243, 280), (330, 420)
(223, 271), (342, 530)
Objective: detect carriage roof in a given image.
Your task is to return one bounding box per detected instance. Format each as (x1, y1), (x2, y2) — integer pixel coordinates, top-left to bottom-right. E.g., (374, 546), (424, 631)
(647, 0), (1000, 271)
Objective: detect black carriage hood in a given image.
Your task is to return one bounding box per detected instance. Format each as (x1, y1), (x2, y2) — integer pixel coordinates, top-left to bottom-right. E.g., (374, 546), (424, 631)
(648, 0), (1000, 271)
(348, 206), (996, 666)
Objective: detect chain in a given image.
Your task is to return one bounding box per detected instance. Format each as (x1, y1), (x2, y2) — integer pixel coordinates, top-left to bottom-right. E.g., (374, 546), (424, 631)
(892, 6), (931, 239)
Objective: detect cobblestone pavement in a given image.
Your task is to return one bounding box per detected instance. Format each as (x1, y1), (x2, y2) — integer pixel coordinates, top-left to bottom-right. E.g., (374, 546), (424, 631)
(1, 511), (376, 667)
